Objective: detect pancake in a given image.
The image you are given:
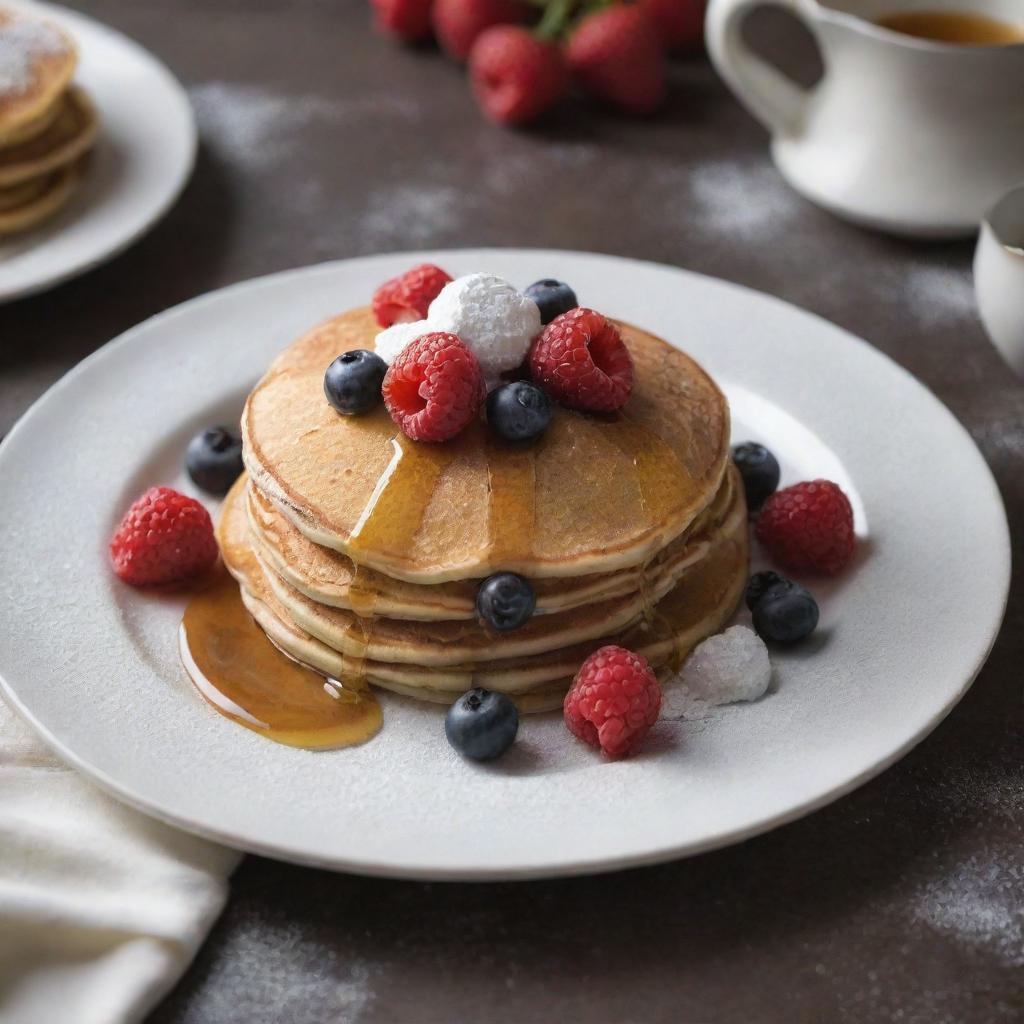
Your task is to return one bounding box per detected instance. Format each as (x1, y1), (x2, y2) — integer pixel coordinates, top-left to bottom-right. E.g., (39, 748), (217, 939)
(219, 472), (747, 694)
(246, 467), (738, 620)
(221, 484), (746, 711)
(227, 471), (745, 667)
(0, 156), (82, 235)
(0, 87), (61, 149)
(237, 584), (574, 713)
(0, 84), (96, 187)
(0, 8), (76, 141)
(0, 169), (48, 210)
(243, 308), (730, 584)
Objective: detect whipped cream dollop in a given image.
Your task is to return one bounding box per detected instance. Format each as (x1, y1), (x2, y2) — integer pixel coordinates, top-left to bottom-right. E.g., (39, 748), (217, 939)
(373, 273), (542, 384)
(373, 319), (433, 365)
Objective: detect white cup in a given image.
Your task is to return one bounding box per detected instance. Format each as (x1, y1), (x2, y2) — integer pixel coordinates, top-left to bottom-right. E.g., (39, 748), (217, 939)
(705, 0), (1024, 238)
(974, 183), (1024, 377)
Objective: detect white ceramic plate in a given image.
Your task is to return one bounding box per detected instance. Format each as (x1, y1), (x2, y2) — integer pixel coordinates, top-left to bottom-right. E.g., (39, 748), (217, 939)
(0, 1), (195, 303)
(0, 251), (1010, 879)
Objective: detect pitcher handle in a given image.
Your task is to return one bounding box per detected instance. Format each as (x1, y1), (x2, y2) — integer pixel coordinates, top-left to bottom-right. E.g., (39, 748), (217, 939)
(705, 0), (819, 137)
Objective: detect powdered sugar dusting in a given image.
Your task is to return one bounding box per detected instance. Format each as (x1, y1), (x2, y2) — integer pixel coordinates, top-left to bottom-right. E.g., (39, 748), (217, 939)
(181, 917), (377, 1021)
(189, 82), (419, 171)
(688, 158), (801, 235)
(358, 183), (466, 248)
(900, 264), (977, 328)
(0, 16), (67, 95)
(912, 852), (1024, 967)
(189, 83), (338, 170)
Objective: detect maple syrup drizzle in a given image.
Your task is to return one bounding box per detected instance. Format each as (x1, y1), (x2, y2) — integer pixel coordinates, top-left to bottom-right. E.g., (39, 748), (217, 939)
(637, 553), (658, 627)
(348, 433), (457, 557)
(180, 569), (381, 749)
(485, 443), (537, 566)
(343, 565), (378, 685)
(601, 415), (689, 528)
(599, 414), (690, 645)
(342, 429), (461, 684)
(347, 564), (379, 618)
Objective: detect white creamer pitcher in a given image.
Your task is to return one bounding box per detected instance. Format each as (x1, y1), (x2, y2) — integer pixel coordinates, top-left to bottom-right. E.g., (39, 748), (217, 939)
(706, 0), (1024, 237)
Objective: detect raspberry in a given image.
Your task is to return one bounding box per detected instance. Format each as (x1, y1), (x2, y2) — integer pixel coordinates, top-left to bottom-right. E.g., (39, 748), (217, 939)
(371, 0), (434, 41)
(638, 0), (706, 50)
(566, 6), (667, 115)
(433, 0), (531, 61)
(469, 26), (568, 126)
(372, 264), (453, 327)
(756, 479), (855, 575)
(109, 486), (218, 586)
(528, 307), (633, 412)
(564, 645), (662, 759)
(382, 332), (485, 442)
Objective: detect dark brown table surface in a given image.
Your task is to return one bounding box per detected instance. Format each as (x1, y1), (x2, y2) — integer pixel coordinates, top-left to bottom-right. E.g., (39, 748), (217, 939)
(2, 2), (1022, 1021)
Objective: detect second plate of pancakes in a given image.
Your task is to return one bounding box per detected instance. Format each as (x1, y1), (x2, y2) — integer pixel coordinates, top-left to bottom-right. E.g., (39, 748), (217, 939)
(0, 1), (194, 302)
(0, 251), (1009, 878)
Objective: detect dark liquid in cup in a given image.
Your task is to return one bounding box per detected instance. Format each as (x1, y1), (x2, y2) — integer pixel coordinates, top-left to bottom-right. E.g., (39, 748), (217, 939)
(876, 10), (1024, 44)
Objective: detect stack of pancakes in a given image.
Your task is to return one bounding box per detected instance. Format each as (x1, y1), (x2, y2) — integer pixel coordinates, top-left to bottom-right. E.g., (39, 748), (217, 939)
(219, 307), (748, 713)
(0, 8), (97, 236)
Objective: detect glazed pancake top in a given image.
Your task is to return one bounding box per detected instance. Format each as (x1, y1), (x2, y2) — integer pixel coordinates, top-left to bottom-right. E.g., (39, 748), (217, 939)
(0, 9), (75, 138)
(243, 307), (730, 583)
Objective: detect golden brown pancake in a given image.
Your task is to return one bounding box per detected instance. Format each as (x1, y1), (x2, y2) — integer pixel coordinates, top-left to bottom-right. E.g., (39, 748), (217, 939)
(218, 472), (748, 708)
(0, 156), (83, 235)
(0, 169), (48, 210)
(256, 490), (744, 666)
(0, 8), (76, 141)
(0, 84), (96, 187)
(0, 88), (61, 149)
(243, 308), (730, 583)
(246, 468), (736, 620)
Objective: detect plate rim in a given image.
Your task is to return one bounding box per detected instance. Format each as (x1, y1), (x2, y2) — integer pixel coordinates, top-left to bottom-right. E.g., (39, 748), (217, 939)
(0, 249), (1011, 880)
(0, 0), (197, 304)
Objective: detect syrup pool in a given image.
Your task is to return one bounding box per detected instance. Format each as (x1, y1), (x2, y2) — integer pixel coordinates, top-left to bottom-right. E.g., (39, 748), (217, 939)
(180, 567), (382, 749)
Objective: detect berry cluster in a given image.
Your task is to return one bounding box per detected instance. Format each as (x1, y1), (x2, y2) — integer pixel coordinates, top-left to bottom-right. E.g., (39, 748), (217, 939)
(370, 0), (706, 125)
(732, 440), (858, 650)
(733, 442), (856, 578)
(328, 266), (635, 447)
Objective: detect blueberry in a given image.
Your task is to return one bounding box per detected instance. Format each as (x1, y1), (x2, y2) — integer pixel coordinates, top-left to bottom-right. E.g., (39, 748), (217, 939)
(185, 426), (244, 496)
(324, 349), (387, 415)
(486, 381), (552, 443)
(445, 687), (519, 761)
(745, 570), (785, 611)
(732, 441), (780, 510)
(525, 279), (578, 325)
(752, 579), (819, 643)
(477, 572), (536, 631)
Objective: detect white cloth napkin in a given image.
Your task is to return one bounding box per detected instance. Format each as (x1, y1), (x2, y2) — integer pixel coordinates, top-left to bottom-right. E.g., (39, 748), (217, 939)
(0, 699), (240, 1024)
